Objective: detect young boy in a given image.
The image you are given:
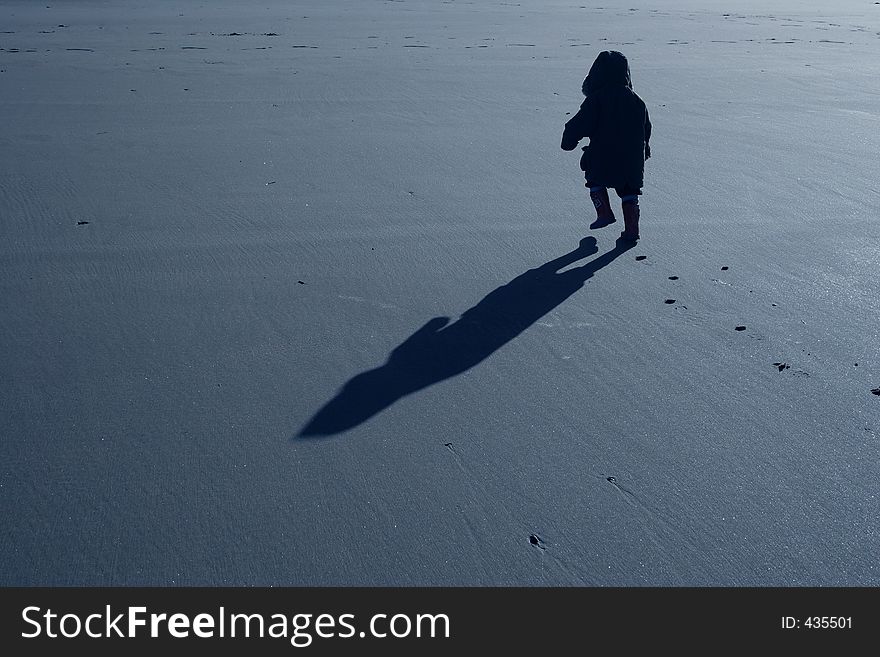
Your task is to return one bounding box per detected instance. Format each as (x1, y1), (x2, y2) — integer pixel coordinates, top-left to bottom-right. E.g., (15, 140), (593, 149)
(561, 50), (651, 241)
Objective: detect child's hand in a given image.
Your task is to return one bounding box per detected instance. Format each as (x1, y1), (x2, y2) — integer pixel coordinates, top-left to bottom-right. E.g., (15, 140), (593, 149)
(561, 135), (579, 151)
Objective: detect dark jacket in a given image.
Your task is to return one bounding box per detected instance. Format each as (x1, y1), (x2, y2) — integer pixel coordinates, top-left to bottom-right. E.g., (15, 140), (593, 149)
(561, 51), (651, 189)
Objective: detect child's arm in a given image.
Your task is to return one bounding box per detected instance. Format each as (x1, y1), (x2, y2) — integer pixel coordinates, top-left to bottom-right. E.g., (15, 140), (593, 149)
(561, 99), (597, 151)
(644, 108), (652, 159)
(560, 115), (582, 151)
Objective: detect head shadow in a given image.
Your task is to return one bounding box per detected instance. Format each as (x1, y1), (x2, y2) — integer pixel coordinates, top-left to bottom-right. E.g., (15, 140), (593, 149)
(298, 236), (636, 438)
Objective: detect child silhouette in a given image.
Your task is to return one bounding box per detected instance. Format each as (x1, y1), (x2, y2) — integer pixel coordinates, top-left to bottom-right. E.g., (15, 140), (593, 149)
(561, 51), (652, 241)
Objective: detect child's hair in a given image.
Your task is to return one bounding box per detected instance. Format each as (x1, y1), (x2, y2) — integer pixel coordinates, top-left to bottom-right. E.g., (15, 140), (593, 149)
(582, 50), (632, 97)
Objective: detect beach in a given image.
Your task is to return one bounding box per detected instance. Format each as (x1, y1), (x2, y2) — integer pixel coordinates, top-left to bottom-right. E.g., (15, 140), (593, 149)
(1, 0), (878, 585)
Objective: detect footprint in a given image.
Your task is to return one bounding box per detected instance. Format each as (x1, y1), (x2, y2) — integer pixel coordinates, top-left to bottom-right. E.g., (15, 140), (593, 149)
(872, 388), (880, 396)
(664, 299), (675, 304)
(668, 276), (679, 280)
(735, 325), (746, 331)
(528, 534), (546, 550)
(635, 255), (647, 261)
(773, 362), (809, 377)
(721, 266), (729, 271)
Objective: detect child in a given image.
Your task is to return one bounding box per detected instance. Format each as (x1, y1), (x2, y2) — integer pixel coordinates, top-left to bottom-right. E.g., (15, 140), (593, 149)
(561, 50), (651, 241)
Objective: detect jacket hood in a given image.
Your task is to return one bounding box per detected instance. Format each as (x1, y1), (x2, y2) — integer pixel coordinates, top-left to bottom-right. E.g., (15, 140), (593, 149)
(582, 50), (632, 96)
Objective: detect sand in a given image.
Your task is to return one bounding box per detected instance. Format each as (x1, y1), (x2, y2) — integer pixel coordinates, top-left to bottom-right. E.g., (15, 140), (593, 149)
(1, 0), (878, 585)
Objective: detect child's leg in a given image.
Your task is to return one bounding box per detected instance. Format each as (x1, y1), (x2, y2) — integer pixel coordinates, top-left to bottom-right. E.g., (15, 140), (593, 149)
(616, 187), (641, 241)
(587, 184), (616, 229)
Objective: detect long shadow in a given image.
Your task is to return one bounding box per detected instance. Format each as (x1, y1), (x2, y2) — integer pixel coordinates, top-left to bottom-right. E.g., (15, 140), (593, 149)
(298, 236), (636, 437)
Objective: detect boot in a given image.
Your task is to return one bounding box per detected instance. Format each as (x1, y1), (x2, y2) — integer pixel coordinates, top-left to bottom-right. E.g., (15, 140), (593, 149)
(589, 187), (616, 229)
(619, 200), (640, 242)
